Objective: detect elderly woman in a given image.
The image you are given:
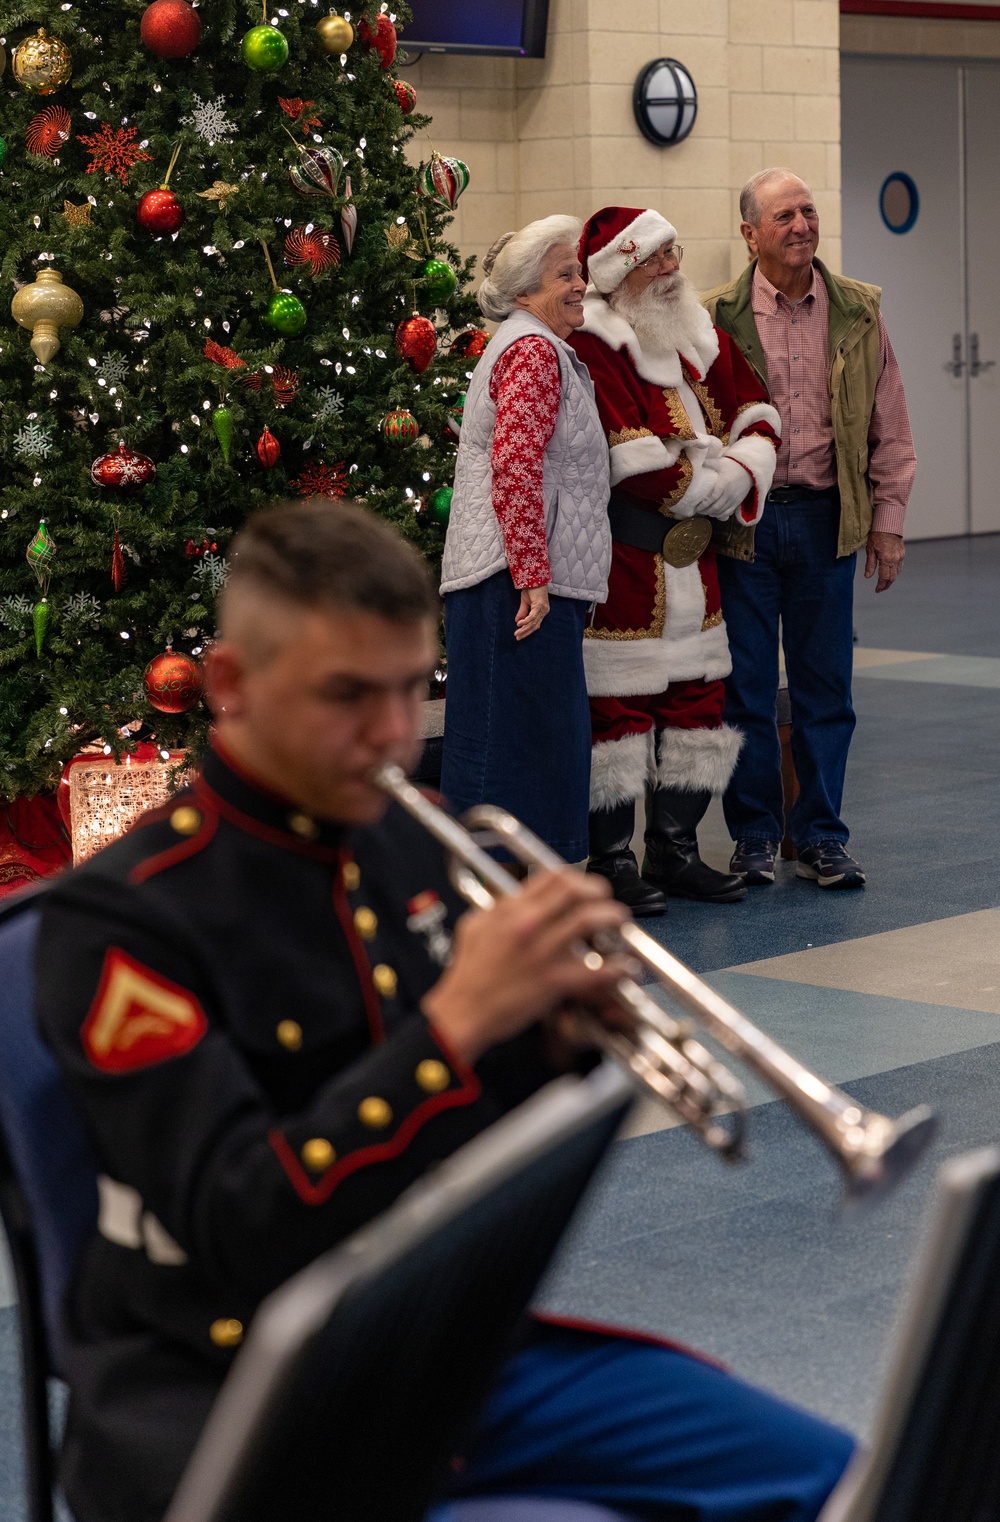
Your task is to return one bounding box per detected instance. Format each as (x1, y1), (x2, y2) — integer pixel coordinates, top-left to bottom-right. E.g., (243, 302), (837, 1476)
(439, 216), (611, 861)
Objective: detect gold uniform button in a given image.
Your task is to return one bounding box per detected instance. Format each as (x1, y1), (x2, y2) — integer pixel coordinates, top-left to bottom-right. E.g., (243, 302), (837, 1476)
(354, 907), (378, 940)
(209, 1318), (243, 1349)
(276, 1019), (303, 1052)
(415, 1059), (450, 1094)
(343, 860), (361, 892)
(170, 806), (201, 837)
(358, 1096), (393, 1129)
(372, 964), (397, 998)
(288, 811), (320, 841)
(301, 1137), (336, 1172)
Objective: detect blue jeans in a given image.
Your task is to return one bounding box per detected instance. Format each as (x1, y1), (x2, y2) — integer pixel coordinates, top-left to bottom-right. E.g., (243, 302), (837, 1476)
(717, 496), (856, 850)
(432, 1322), (854, 1521)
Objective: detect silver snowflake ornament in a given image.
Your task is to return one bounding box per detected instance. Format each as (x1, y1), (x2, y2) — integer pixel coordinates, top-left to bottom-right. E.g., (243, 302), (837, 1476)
(97, 353), (130, 388)
(64, 592), (102, 628)
(13, 420), (53, 460)
(193, 551), (228, 595)
(314, 386), (345, 422)
(182, 95), (237, 145)
(0, 595), (34, 630)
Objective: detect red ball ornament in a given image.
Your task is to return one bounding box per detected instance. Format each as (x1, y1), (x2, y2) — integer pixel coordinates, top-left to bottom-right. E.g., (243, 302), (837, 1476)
(91, 442), (157, 490)
(451, 328), (489, 360)
(256, 426), (281, 468)
(395, 314), (437, 374)
(137, 186), (185, 235)
(392, 79), (416, 114)
(358, 13), (396, 68)
(140, 0), (202, 58)
(143, 649), (203, 714)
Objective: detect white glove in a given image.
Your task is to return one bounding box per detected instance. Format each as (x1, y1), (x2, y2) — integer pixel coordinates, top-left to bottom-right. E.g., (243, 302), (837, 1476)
(698, 457), (752, 521)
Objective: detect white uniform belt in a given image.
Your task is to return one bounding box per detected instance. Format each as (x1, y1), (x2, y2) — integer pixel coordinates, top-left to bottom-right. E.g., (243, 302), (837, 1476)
(97, 1175), (189, 1265)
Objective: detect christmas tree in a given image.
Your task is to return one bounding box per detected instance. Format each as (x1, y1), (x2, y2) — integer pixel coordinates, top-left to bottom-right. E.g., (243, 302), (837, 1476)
(0, 0), (482, 800)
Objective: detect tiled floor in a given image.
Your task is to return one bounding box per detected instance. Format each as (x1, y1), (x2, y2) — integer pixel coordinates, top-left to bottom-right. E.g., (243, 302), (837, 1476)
(1, 535), (999, 1516)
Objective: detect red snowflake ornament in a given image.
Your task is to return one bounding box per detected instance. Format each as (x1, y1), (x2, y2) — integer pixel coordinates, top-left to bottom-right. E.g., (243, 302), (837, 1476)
(278, 96), (322, 136)
(289, 461), (348, 498)
(284, 226), (341, 277)
(25, 105), (71, 159)
(79, 123), (152, 186)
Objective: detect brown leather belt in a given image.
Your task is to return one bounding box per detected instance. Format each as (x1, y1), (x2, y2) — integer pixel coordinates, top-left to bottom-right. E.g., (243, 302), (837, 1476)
(607, 494), (711, 569)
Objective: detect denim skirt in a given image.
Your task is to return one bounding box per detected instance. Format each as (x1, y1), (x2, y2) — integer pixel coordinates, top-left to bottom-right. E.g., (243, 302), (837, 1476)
(441, 570), (591, 862)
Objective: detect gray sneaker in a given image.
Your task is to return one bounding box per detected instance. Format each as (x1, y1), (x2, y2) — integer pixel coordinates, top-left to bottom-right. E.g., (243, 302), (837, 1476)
(796, 841), (866, 889)
(729, 839), (778, 885)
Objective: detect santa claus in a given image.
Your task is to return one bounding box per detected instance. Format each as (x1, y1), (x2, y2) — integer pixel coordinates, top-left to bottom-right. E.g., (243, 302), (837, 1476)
(569, 206), (780, 914)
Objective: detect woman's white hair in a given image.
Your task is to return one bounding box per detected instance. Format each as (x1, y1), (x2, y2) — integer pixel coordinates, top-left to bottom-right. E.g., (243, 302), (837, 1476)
(477, 214), (582, 323)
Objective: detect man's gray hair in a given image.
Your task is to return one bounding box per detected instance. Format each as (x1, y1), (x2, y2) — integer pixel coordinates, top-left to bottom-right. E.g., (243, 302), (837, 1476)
(477, 214), (582, 323)
(740, 167), (808, 226)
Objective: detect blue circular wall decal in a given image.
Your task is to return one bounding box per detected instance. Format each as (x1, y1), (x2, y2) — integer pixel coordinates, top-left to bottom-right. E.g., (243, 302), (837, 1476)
(879, 172), (919, 234)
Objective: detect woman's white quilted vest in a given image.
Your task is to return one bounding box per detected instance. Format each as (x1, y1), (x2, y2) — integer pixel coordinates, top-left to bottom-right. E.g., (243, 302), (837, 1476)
(440, 310), (611, 602)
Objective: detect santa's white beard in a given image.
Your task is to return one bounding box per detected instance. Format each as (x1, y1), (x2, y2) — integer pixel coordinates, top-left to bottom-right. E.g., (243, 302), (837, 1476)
(607, 272), (707, 360)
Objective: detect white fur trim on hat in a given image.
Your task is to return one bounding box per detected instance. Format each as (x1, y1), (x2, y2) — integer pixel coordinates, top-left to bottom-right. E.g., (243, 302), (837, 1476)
(587, 210), (678, 295)
(590, 730), (654, 810)
(655, 724), (743, 794)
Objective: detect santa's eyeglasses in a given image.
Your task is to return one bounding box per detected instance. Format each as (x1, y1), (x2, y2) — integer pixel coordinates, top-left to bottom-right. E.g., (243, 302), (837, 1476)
(638, 244), (684, 271)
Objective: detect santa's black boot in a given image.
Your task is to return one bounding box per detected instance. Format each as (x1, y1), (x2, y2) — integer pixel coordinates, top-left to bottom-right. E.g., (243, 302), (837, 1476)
(587, 800), (668, 917)
(642, 788), (746, 903)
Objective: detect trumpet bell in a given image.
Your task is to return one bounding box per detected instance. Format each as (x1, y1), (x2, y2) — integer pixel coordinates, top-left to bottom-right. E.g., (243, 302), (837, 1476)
(841, 1105), (938, 1205)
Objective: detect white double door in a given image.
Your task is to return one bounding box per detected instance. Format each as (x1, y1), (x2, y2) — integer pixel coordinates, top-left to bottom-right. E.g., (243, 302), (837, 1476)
(842, 57), (1000, 538)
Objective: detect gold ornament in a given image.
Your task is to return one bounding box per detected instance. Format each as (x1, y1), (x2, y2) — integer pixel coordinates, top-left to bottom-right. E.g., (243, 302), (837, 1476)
(196, 179), (240, 208)
(315, 12), (354, 52)
(62, 200), (92, 226)
(11, 29), (73, 96)
(11, 268), (84, 365)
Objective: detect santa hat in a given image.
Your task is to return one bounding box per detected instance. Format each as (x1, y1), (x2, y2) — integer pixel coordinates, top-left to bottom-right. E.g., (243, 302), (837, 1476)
(579, 206), (678, 294)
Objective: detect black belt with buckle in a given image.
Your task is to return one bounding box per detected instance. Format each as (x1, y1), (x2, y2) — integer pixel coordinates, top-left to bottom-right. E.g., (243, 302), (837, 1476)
(767, 485), (838, 504)
(607, 494), (711, 569)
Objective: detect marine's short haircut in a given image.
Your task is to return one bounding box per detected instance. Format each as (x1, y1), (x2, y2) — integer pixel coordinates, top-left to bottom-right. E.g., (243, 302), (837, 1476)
(222, 498), (439, 625)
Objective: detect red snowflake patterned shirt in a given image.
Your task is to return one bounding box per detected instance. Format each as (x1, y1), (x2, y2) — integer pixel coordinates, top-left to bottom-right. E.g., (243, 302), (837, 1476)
(489, 335), (562, 589)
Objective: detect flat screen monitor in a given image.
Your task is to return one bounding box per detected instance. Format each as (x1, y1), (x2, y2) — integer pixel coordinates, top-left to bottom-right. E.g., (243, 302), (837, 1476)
(399, 0), (549, 56)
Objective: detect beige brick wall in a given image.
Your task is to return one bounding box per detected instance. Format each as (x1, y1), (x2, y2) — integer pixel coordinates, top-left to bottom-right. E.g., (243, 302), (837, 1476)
(402, 0), (841, 291)
(841, 12), (1000, 57)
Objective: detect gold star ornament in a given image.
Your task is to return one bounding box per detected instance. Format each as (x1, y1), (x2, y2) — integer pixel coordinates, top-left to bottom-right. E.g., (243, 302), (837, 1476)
(62, 199), (92, 226)
(196, 180), (240, 209)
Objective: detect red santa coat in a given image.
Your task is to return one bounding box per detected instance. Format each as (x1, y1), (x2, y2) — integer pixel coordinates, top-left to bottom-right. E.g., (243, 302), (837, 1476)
(570, 294), (779, 696)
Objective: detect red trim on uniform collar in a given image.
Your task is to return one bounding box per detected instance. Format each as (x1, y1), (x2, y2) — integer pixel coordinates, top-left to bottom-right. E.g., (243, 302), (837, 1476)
(196, 775), (345, 863)
(208, 731), (297, 808)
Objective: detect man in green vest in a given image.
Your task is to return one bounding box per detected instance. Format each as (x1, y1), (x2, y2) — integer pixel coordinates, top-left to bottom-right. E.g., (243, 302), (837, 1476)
(703, 168), (915, 890)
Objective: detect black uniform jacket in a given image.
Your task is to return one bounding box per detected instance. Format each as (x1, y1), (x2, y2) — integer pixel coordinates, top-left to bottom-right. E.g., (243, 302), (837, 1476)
(35, 741), (557, 1522)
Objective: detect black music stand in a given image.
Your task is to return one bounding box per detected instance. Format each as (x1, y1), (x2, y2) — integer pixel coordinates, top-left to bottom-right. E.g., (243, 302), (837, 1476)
(165, 1062), (635, 1522)
(820, 1145), (1000, 1522)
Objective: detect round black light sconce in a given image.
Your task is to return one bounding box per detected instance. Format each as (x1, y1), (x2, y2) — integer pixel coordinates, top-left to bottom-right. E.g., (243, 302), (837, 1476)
(633, 58), (698, 147)
(879, 171), (919, 234)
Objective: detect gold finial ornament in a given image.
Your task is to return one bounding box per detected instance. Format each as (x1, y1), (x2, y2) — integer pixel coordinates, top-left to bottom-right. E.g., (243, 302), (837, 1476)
(11, 28), (73, 95)
(315, 11), (354, 52)
(11, 269), (84, 364)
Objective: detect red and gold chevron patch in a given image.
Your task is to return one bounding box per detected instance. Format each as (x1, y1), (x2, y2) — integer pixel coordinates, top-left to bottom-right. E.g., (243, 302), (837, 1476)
(81, 947), (208, 1073)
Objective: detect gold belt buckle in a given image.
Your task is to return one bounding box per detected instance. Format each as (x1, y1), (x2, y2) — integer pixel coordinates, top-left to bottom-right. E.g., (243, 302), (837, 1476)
(661, 516), (712, 569)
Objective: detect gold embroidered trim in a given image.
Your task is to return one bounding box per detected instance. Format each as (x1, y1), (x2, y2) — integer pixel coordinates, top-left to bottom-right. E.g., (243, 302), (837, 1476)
(585, 557), (666, 641)
(661, 455), (693, 510)
(662, 388), (697, 442)
(701, 608), (723, 631)
(722, 398), (772, 447)
(691, 381), (726, 442)
(608, 426), (655, 447)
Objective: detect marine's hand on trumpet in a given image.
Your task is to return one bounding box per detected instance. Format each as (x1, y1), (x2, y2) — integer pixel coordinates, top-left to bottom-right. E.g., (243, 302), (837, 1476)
(420, 868), (634, 1066)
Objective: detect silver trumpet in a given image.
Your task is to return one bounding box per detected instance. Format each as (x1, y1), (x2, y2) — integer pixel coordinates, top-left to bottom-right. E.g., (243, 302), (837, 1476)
(376, 763), (938, 1203)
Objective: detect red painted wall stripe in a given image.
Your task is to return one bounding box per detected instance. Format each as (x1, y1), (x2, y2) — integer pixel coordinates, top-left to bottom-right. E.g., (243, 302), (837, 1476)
(841, 1), (1000, 19)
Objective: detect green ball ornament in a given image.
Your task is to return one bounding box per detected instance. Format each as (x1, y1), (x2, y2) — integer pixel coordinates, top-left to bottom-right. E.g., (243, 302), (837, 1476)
(429, 485), (453, 523)
(266, 291), (307, 336)
(241, 24), (289, 71)
(0, 138), (7, 167)
(422, 257), (457, 305)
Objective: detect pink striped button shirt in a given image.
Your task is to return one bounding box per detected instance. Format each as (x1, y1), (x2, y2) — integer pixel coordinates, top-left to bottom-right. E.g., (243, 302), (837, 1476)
(751, 265), (916, 535)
